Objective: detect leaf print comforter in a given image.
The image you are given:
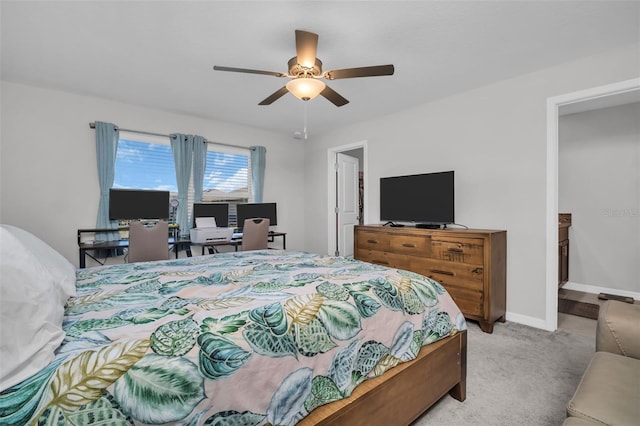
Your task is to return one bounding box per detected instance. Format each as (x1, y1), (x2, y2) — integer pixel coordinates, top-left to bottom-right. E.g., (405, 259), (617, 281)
(1, 250), (466, 426)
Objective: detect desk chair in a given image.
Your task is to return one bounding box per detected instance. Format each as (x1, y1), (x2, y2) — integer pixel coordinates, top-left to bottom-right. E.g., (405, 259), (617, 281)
(241, 218), (270, 251)
(128, 221), (170, 263)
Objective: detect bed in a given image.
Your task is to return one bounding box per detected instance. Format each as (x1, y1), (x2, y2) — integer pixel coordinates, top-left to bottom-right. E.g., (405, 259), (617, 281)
(0, 224), (467, 426)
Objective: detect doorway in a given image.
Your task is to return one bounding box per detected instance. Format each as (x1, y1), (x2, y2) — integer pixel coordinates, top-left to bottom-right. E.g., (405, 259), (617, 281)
(545, 78), (640, 331)
(327, 141), (368, 257)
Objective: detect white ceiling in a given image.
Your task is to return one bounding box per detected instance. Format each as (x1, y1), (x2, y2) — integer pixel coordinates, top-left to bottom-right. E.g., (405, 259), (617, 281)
(2, 1), (639, 138)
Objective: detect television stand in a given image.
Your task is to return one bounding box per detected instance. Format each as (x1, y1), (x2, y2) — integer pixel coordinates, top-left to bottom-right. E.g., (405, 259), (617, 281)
(415, 223), (441, 229)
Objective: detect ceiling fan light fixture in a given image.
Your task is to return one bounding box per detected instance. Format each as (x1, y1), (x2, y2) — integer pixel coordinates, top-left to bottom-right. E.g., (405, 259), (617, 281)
(286, 78), (326, 101)
(213, 30), (393, 107)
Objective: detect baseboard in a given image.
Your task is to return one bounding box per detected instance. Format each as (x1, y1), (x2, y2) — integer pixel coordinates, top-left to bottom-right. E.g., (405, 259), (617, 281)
(504, 311), (549, 331)
(562, 281), (639, 301)
(481, 309), (592, 333)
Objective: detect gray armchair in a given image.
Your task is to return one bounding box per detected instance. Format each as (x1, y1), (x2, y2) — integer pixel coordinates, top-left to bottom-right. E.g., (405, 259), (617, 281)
(565, 300), (640, 426)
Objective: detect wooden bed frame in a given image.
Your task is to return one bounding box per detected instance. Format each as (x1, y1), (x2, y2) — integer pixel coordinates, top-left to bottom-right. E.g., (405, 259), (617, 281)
(299, 330), (467, 426)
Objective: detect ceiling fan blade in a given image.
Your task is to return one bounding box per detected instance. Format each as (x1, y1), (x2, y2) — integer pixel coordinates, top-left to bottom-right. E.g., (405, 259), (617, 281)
(324, 64), (395, 80)
(295, 30), (319, 68)
(213, 65), (287, 78)
(258, 86), (290, 105)
(320, 85), (349, 107)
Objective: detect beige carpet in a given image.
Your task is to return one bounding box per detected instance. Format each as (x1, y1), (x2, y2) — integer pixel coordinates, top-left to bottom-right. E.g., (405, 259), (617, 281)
(413, 321), (594, 426)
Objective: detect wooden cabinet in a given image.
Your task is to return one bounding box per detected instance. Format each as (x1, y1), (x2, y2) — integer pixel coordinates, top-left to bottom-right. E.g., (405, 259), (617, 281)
(354, 225), (507, 333)
(558, 213), (571, 287)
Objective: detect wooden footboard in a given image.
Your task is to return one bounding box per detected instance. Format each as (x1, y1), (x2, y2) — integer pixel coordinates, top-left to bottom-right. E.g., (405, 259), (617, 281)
(299, 330), (467, 426)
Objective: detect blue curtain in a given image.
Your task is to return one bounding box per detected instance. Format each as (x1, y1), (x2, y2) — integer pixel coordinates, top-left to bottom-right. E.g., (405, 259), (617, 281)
(250, 146), (266, 203)
(191, 136), (207, 230)
(192, 136), (207, 204)
(171, 134), (194, 236)
(95, 121), (120, 242)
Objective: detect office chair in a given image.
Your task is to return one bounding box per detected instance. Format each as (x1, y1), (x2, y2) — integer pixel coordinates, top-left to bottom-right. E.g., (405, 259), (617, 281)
(128, 220), (170, 263)
(241, 218), (270, 251)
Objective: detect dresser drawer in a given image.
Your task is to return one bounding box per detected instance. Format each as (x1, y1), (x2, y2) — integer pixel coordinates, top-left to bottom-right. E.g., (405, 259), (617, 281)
(410, 258), (484, 290)
(357, 250), (410, 270)
(431, 237), (484, 265)
(356, 231), (390, 251)
(389, 234), (429, 256)
(443, 286), (484, 317)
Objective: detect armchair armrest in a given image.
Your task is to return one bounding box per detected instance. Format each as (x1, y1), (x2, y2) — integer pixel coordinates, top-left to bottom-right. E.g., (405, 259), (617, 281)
(596, 300), (640, 359)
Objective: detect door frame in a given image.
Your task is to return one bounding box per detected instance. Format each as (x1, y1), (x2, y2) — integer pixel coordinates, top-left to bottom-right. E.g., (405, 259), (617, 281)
(327, 140), (368, 256)
(545, 77), (640, 331)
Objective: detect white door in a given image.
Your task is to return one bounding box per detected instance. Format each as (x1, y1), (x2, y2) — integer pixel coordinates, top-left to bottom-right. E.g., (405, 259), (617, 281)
(336, 153), (359, 257)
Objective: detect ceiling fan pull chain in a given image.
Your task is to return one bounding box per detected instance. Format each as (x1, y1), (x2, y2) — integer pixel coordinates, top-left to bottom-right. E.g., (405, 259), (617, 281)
(303, 101), (308, 140)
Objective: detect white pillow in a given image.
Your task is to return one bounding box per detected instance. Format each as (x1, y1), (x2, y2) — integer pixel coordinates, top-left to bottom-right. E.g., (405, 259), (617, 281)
(0, 227), (67, 391)
(1, 224), (76, 301)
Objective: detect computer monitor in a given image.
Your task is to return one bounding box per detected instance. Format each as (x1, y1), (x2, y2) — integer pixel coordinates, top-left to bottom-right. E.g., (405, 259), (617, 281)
(236, 202), (277, 229)
(193, 203), (229, 228)
(109, 189), (170, 220)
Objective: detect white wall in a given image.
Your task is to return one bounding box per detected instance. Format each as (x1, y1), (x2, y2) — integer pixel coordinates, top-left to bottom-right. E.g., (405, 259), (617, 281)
(0, 82), (305, 267)
(2, 44), (638, 326)
(559, 102), (640, 294)
(304, 45), (639, 326)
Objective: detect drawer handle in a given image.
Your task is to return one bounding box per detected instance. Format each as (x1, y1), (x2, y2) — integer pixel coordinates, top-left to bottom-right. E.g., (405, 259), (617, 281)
(402, 243), (416, 248)
(447, 248), (464, 253)
(373, 260), (389, 265)
(430, 269), (455, 276)
(367, 239), (379, 244)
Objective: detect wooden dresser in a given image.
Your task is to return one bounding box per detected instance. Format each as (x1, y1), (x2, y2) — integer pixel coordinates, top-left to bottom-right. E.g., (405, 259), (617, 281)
(354, 225), (507, 333)
(558, 213), (572, 287)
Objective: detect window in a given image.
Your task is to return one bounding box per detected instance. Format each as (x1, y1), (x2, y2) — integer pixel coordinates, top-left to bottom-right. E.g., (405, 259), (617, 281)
(202, 147), (251, 226)
(113, 132), (251, 227)
(114, 138), (177, 192)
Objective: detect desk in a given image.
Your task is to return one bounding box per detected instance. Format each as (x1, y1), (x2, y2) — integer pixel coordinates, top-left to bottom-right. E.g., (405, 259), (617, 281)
(190, 232), (287, 255)
(77, 228), (188, 268)
(78, 229), (287, 268)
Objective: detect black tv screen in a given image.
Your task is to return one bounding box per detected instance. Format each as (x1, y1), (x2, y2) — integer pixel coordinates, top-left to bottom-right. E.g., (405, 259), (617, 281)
(236, 203), (277, 229)
(109, 189), (170, 220)
(380, 171), (454, 225)
(193, 203), (229, 227)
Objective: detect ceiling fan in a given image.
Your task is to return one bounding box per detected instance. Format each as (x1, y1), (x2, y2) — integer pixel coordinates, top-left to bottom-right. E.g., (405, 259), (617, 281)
(213, 30), (394, 107)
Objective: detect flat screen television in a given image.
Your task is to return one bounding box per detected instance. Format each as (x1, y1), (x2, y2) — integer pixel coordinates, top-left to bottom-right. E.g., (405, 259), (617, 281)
(380, 171), (454, 226)
(109, 188), (170, 220)
(193, 203), (229, 228)
(236, 202), (277, 229)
